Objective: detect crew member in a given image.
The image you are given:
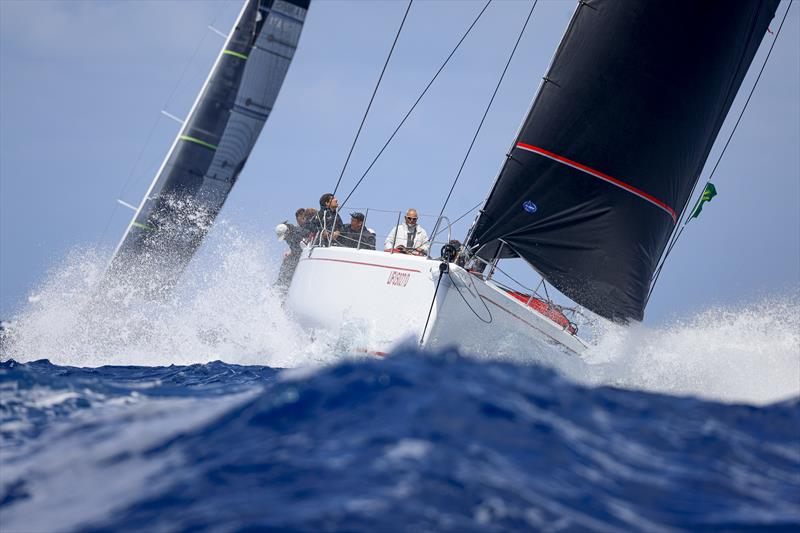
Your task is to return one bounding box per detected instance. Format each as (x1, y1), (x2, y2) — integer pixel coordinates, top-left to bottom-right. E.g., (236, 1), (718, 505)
(274, 208), (310, 292)
(309, 193), (343, 246)
(340, 212), (376, 250)
(384, 208), (429, 255)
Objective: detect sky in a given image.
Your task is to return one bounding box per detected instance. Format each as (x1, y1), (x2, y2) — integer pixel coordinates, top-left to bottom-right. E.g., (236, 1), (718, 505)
(0, 0), (798, 325)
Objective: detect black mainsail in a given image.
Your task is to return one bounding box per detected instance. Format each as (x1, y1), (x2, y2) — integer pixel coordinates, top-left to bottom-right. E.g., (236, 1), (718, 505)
(465, 0), (779, 322)
(110, 0), (309, 292)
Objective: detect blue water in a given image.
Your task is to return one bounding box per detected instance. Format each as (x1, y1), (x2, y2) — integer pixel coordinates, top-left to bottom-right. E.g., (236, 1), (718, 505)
(2, 348), (798, 532)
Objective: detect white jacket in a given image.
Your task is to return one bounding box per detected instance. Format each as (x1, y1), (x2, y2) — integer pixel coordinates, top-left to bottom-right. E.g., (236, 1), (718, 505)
(384, 223), (429, 253)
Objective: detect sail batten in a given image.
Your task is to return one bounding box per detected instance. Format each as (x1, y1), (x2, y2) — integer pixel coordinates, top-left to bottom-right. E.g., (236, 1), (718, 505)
(466, 0), (779, 322)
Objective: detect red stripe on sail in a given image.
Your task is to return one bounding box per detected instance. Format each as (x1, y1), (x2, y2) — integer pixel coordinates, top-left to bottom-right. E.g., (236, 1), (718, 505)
(515, 142), (677, 223)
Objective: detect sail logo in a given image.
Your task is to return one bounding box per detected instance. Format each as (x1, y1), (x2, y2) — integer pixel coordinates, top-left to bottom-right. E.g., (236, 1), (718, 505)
(523, 200), (538, 213)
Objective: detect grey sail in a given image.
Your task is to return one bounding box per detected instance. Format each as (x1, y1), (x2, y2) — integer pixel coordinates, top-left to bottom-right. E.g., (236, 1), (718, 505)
(109, 0), (309, 294)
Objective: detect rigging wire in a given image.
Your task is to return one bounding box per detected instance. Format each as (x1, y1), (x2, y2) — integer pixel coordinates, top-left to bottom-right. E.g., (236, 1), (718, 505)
(431, 200), (483, 242)
(450, 201), (483, 227)
(419, 261), (493, 347)
(434, 0), (538, 225)
(447, 269), (493, 323)
(339, 0), (493, 209)
(419, 266), (447, 346)
(489, 261), (546, 301)
(331, 0), (413, 197)
(98, 0), (233, 247)
(645, 0), (794, 307)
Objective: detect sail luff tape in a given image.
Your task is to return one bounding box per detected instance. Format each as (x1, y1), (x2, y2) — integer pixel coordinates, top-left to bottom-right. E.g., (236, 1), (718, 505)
(132, 222), (154, 231)
(223, 50), (248, 60)
(179, 135), (218, 151)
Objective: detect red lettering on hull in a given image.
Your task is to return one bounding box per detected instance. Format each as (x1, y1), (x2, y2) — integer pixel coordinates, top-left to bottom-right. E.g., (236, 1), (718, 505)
(386, 271), (410, 287)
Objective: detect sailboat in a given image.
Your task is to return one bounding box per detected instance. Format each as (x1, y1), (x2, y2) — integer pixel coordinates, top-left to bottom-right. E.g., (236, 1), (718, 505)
(283, 0), (780, 357)
(108, 0), (309, 294)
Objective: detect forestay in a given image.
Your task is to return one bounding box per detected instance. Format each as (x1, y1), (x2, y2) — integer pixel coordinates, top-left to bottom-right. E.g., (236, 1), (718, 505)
(110, 0), (309, 292)
(465, 0), (778, 322)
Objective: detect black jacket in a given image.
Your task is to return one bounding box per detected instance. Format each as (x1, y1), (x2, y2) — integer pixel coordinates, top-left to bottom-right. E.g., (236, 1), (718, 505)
(283, 223), (305, 255)
(339, 224), (376, 250)
(308, 208), (343, 245)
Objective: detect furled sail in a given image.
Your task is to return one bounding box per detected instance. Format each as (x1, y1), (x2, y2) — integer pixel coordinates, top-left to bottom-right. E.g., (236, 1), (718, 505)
(465, 0), (779, 322)
(109, 0), (309, 293)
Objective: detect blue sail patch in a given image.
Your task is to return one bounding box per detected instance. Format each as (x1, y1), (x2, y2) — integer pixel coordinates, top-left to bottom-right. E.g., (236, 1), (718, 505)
(523, 200), (538, 213)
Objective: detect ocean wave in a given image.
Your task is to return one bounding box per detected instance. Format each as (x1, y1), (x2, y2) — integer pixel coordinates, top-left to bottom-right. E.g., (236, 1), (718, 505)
(1, 349), (798, 532)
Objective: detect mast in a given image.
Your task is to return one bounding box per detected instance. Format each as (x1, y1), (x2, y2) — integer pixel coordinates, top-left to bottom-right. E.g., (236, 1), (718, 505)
(464, 0), (779, 322)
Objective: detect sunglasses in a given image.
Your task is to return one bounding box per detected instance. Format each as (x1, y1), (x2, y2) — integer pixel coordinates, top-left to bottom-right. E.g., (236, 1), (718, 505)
(405, 216), (418, 221)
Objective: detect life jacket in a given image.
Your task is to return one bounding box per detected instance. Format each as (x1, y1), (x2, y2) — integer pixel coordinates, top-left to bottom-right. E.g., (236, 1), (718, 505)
(504, 290), (578, 335)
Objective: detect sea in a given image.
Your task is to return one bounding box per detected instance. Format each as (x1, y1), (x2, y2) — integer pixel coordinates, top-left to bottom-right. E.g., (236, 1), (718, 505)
(1, 234), (799, 532)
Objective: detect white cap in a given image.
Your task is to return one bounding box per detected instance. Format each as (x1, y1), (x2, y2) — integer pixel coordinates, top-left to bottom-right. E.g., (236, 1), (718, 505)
(275, 223), (288, 241)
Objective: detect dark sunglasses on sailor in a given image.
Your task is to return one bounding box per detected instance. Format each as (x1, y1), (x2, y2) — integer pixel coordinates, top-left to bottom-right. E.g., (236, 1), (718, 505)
(406, 216), (417, 221)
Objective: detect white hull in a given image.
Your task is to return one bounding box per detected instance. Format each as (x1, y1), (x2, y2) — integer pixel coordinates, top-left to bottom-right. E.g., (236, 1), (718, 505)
(285, 246), (586, 359)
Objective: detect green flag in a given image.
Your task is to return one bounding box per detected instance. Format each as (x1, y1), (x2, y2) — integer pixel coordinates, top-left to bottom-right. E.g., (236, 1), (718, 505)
(690, 182), (717, 219)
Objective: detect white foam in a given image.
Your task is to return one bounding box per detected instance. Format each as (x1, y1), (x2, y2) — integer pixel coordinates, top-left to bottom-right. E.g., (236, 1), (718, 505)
(574, 296), (800, 406)
(4, 223), (797, 405)
(384, 438), (432, 461)
(3, 224), (340, 368)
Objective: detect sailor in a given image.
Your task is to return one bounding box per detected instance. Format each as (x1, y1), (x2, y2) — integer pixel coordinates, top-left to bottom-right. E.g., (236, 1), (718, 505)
(384, 208), (429, 255)
(274, 210), (309, 291)
(293, 207), (316, 245)
(301, 207), (318, 243)
(309, 193), (343, 246)
(294, 207), (307, 228)
(340, 212), (376, 250)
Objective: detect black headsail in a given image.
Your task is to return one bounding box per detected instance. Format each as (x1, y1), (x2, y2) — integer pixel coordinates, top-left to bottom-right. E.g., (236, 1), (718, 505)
(109, 0), (309, 293)
(465, 0), (778, 322)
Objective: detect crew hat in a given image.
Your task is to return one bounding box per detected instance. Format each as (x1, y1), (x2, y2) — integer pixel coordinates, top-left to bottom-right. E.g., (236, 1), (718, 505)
(275, 223), (288, 241)
(350, 212), (365, 221)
